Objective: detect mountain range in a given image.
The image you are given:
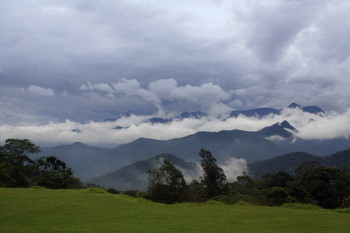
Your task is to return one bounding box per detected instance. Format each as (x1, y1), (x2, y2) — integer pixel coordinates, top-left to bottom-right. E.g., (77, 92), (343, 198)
(32, 117), (350, 181)
(86, 148), (350, 191)
(249, 148), (350, 178)
(109, 103), (325, 125)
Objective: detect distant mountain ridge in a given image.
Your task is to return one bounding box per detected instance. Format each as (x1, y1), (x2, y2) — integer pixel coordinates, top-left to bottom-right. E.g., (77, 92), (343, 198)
(287, 103), (324, 114)
(88, 149), (350, 191)
(32, 142), (126, 181)
(106, 103), (324, 125)
(249, 149), (350, 178)
(32, 118), (350, 182)
(87, 153), (197, 191)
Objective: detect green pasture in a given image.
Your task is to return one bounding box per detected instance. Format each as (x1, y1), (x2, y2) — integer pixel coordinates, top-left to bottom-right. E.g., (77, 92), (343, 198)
(0, 188), (349, 233)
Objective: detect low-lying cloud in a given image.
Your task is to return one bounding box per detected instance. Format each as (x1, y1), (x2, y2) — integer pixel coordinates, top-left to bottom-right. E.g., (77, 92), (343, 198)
(0, 107), (349, 147)
(154, 156), (248, 183)
(220, 157), (248, 182)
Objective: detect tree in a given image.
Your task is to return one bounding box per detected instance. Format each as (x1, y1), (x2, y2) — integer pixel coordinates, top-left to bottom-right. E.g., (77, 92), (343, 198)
(0, 139), (40, 157)
(261, 187), (291, 206)
(147, 159), (187, 203)
(198, 149), (227, 198)
(259, 171), (295, 189)
(296, 165), (350, 208)
(34, 156), (83, 189)
(0, 139), (40, 187)
(0, 139), (82, 189)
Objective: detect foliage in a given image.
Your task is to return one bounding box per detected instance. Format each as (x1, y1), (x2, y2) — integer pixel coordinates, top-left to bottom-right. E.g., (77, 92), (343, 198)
(198, 148), (227, 198)
(147, 159), (187, 203)
(258, 171), (295, 189)
(33, 156), (83, 189)
(220, 161), (350, 209)
(142, 149), (350, 209)
(340, 196), (350, 208)
(295, 165), (350, 208)
(107, 188), (121, 194)
(185, 179), (207, 202)
(1, 138), (40, 157)
(260, 187), (295, 206)
(0, 139), (82, 189)
(0, 139), (40, 187)
(88, 187), (107, 194)
(122, 190), (147, 198)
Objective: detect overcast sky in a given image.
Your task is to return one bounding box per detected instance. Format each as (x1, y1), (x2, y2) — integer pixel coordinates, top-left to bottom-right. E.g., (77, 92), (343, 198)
(1, 0), (350, 145)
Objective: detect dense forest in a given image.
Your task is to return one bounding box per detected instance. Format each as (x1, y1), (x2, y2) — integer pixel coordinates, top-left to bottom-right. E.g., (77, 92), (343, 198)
(145, 149), (350, 209)
(0, 139), (82, 189)
(1, 139), (350, 209)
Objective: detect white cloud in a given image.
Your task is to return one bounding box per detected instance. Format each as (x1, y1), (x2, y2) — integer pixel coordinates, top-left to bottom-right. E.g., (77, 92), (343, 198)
(79, 79), (233, 116)
(148, 79), (233, 116)
(1, 0), (350, 124)
(112, 78), (141, 93)
(79, 81), (114, 92)
(0, 107), (349, 148)
(27, 85), (55, 96)
(220, 157), (248, 182)
(294, 109), (350, 140)
(149, 79), (231, 103)
(112, 78), (161, 108)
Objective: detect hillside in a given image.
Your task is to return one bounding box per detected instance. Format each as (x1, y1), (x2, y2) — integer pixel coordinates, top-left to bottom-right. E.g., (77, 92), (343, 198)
(33, 142), (126, 180)
(87, 154), (197, 191)
(1, 188), (349, 233)
(249, 149), (350, 178)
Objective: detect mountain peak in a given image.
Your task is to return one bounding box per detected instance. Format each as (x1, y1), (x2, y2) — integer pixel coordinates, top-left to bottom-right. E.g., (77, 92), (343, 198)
(287, 103), (324, 114)
(280, 120), (296, 131)
(176, 111), (206, 119)
(288, 103), (302, 109)
(302, 105), (324, 114)
(259, 121), (296, 138)
(71, 141), (86, 146)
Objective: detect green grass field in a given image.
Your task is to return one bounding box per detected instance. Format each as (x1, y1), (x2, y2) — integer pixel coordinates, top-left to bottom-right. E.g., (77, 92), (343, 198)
(0, 188), (349, 233)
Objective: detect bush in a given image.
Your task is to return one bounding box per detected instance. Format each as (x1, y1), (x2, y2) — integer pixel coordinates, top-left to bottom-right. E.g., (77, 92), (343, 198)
(88, 187), (107, 194)
(107, 188), (120, 194)
(261, 187), (293, 206)
(213, 193), (253, 205)
(123, 190), (146, 198)
(340, 196), (350, 208)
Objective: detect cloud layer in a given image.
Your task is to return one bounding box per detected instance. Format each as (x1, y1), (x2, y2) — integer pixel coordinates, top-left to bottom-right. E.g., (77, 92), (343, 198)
(1, 0), (350, 139)
(0, 108), (349, 147)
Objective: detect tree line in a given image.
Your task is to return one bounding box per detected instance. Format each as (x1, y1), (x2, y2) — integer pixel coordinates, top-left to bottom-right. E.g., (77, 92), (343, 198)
(0, 139), (82, 189)
(1, 139), (350, 209)
(147, 149), (350, 209)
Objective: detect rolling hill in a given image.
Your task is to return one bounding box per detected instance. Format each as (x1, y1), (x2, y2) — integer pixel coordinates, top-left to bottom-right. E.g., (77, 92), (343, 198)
(87, 153), (197, 191)
(89, 149), (350, 191)
(249, 149), (350, 178)
(2, 188), (349, 233)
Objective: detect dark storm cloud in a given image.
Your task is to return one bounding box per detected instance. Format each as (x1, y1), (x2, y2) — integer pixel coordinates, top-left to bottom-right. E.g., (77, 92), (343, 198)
(237, 0), (328, 63)
(1, 0), (350, 125)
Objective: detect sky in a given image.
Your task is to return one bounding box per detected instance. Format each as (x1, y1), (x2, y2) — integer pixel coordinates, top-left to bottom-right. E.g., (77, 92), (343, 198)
(1, 0), (350, 146)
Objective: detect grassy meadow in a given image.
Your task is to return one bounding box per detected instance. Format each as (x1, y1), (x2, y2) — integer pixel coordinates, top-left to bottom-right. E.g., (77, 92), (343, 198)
(0, 188), (349, 233)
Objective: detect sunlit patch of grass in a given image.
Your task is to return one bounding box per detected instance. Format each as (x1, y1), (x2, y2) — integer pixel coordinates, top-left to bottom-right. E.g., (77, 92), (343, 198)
(335, 208), (350, 214)
(281, 203), (322, 210)
(1, 188), (349, 233)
